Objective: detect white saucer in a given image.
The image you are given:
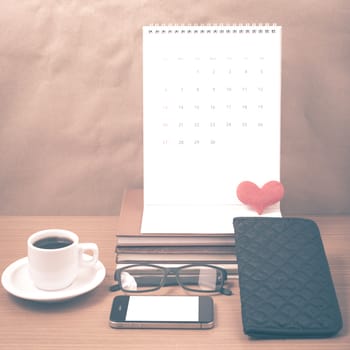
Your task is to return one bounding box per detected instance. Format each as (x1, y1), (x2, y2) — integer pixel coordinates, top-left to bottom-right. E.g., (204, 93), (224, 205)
(1, 256), (106, 302)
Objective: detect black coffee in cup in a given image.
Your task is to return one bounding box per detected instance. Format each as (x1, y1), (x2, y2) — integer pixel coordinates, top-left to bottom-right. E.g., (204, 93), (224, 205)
(33, 236), (73, 250)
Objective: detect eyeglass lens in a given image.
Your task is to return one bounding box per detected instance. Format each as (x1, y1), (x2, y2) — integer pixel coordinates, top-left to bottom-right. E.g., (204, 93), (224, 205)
(178, 265), (223, 291)
(119, 265), (165, 292)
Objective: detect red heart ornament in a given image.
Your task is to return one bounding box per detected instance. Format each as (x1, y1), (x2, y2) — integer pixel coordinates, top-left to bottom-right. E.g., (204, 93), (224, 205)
(236, 181), (284, 215)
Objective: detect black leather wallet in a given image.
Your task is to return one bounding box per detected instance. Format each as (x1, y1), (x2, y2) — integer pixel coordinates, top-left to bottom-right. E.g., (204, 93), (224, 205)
(233, 217), (342, 338)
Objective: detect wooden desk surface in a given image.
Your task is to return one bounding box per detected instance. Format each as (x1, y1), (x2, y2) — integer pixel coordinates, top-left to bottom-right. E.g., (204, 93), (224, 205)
(0, 216), (349, 350)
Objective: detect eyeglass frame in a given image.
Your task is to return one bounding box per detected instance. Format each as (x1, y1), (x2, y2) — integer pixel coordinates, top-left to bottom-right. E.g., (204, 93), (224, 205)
(110, 263), (232, 296)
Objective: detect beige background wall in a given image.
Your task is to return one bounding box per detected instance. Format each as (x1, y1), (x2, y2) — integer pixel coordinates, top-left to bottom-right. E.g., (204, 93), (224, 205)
(0, 0), (349, 216)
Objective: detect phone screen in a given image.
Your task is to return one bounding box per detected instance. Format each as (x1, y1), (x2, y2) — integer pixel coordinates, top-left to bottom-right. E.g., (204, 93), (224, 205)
(126, 296), (199, 322)
(109, 295), (214, 329)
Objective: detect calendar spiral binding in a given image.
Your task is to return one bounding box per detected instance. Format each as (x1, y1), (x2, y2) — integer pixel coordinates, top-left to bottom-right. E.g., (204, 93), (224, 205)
(145, 23), (280, 34)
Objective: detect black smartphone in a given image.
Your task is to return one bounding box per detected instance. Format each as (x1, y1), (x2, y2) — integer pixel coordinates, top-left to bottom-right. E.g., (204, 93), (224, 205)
(109, 295), (214, 329)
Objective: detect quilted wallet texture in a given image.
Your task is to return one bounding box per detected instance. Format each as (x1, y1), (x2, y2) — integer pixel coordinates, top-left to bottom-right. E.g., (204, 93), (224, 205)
(233, 217), (342, 338)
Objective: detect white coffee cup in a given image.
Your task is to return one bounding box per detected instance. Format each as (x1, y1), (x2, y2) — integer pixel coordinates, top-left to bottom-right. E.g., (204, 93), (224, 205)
(27, 229), (99, 291)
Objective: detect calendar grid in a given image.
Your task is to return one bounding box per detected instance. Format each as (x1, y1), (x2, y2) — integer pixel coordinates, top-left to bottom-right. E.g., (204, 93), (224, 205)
(142, 25), (281, 233)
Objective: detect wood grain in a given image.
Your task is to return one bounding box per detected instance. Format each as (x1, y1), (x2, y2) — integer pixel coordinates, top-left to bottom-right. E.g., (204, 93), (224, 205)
(0, 216), (349, 349)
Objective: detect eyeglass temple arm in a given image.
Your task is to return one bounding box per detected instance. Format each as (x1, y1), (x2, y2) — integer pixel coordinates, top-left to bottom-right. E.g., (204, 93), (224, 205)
(136, 276), (232, 295)
(137, 276), (182, 287)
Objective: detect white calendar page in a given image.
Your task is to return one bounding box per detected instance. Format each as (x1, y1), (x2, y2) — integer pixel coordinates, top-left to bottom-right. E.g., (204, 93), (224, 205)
(142, 25), (282, 233)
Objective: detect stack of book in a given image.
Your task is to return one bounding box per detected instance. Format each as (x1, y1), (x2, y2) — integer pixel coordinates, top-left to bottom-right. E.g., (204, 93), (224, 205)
(115, 189), (238, 277)
(116, 233), (237, 275)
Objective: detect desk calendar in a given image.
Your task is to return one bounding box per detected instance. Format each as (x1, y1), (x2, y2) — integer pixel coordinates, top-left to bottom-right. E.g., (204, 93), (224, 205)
(141, 25), (282, 234)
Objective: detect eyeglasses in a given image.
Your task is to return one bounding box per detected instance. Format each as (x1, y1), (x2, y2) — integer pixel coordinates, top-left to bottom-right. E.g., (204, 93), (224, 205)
(110, 263), (232, 295)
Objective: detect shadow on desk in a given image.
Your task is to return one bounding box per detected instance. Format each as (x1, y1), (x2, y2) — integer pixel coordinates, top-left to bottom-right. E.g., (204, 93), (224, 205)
(331, 256), (349, 338)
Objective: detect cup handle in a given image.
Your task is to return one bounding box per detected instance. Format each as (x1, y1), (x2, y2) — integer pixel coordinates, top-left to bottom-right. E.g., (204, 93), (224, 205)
(78, 243), (99, 267)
